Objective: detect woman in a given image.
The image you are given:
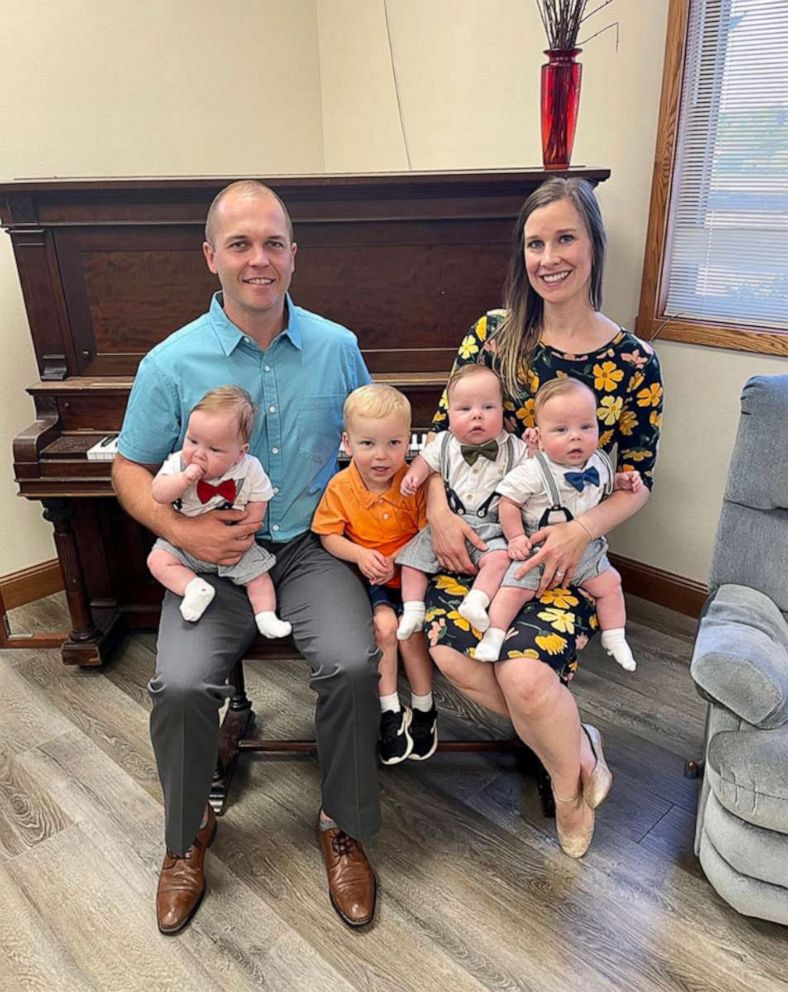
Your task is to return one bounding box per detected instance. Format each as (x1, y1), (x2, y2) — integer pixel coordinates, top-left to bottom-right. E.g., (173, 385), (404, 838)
(424, 177), (662, 857)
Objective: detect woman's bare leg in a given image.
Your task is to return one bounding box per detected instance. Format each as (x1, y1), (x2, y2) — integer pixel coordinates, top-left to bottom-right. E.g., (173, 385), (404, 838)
(430, 645), (509, 718)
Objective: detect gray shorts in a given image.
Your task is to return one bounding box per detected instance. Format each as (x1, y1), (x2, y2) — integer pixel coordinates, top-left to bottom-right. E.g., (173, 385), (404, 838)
(152, 537), (275, 586)
(396, 520), (507, 574)
(501, 536), (610, 591)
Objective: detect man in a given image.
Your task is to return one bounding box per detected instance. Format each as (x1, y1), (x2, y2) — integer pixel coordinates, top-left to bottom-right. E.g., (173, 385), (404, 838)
(113, 180), (380, 933)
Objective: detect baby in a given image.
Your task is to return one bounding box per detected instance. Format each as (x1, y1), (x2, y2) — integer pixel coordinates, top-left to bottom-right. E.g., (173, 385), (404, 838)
(396, 364), (527, 639)
(312, 384), (438, 764)
(474, 377), (641, 668)
(147, 385), (291, 639)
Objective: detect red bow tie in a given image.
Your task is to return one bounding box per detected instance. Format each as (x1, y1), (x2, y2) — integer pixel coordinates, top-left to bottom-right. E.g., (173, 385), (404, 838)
(196, 478), (237, 504)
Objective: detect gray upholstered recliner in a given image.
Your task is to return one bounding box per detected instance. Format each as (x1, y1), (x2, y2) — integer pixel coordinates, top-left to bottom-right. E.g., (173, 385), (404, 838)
(690, 374), (788, 926)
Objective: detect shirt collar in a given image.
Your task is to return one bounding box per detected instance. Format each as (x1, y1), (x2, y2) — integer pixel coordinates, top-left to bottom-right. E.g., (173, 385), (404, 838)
(208, 292), (301, 355)
(349, 461), (412, 509)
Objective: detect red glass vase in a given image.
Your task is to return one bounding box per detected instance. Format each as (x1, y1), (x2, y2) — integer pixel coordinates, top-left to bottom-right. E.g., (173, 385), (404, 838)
(540, 48), (582, 171)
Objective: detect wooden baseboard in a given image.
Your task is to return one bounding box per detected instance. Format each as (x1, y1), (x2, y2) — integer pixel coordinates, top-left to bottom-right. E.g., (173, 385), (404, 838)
(610, 553), (708, 619)
(0, 560), (64, 610)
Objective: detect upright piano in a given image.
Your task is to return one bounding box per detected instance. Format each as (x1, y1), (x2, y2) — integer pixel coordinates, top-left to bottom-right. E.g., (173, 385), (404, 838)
(1, 170), (609, 666)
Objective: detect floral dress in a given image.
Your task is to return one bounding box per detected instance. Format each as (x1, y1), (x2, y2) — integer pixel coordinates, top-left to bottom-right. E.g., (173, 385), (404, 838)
(425, 309), (663, 682)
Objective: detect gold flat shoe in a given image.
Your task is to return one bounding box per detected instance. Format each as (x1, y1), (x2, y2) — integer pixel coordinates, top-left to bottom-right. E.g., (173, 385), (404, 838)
(553, 791), (595, 859)
(582, 723), (612, 810)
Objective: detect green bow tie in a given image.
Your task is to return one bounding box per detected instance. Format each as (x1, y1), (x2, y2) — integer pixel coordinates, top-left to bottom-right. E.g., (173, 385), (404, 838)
(460, 439), (499, 466)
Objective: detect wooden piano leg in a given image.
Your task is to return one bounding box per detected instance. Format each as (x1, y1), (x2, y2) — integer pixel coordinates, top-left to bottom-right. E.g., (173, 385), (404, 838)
(42, 499), (122, 667)
(210, 659), (255, 815)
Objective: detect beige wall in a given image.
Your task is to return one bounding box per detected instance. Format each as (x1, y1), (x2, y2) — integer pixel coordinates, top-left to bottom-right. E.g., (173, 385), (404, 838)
(0, 0), (323, 576)
(2, 0), (786, 586)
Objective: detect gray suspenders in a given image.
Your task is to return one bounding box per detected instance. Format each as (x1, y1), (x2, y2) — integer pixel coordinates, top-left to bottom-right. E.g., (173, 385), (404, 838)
(532, 449), (614, 528)
(440, 432), (518, 518)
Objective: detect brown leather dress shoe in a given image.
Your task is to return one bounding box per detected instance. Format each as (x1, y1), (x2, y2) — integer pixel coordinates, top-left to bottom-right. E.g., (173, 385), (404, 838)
(317, 823), (377, 928)
(156, 805), (217, 935)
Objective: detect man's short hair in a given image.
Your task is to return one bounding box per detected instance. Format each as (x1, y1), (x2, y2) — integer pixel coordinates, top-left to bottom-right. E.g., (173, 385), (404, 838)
(343, 384), (411, 431)
(446, 363), (503, 404)
(191, 385), (257, 443)
(204, 180), (294, 245)
(534, 377), (596, 422)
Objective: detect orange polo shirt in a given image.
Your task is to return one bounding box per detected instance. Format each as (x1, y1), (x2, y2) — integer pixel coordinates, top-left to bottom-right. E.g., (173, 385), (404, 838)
(311, 461), (427, 588)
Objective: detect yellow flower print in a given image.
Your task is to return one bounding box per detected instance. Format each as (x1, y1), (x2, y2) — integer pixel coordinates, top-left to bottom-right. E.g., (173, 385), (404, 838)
(535, 632), (568, 656)
(504, 399), (516, 413)
(504, 648), (540, 660)
(540, 588), (579, 609)
(589, 614), (599, 630)
(650, 410), (662, 429)
(599, 429), (613, 448)
(636, 383), (663, 408)
(475, 315), (488, 342)
(433, 409), (448, 423)
(459, 335), (480, 360)
(628, 371), (645, 393)
(537, 607), (576, 634)
(555, 370), (568, 379)
(593, 361), (624, 392)
(597, 395), (623, 426)
(448, 610), (483, 638)
(619, 463), (635, 474)
(424, 607), (447, 623)
(527, 367), (540, 395)
(618, 409), (638, 436)
(515, 398), (536, 429)
(621, 449), (652, 462)
(435, 575), (470, 596)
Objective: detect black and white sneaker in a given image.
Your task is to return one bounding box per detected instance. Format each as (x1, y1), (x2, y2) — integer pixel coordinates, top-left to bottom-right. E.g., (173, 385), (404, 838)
(408, 706), (438, 761)
(379, 707), (413, 765)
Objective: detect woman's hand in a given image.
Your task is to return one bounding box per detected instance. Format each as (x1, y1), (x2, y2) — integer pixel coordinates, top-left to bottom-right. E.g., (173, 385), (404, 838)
(513, 520), (590, 595)
(429, 503), (487, 575)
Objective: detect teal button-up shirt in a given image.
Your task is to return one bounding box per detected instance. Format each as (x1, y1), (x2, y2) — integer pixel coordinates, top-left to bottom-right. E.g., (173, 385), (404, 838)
(118, 292), (371, 542)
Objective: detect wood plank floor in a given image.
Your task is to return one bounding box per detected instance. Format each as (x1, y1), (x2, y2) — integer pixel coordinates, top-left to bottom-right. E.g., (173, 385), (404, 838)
(1, 594), (786, 992)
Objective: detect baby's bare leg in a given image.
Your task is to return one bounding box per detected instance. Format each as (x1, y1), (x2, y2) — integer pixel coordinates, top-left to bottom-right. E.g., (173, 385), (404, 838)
(397, 565), (430, 640)
(458, 549), (511, 633)
(582, 568), (636, 671)
(247, 572), (292, 639)
(147, 547), (214, 622)
(475, 585), (537, 662)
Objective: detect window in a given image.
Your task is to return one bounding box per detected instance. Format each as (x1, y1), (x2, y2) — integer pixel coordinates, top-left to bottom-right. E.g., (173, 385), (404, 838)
(636, 0), (788, 354)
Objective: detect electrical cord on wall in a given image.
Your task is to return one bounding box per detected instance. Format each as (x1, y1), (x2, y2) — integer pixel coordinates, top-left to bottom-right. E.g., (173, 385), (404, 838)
(383, 0), (413, 169)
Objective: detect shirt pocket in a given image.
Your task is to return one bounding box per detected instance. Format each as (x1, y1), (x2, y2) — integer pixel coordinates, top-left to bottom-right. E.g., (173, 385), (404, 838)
(298, 394), (345, 489)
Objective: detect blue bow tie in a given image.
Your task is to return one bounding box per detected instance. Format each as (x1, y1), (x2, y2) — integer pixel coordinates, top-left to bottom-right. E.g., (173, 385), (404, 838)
(564, 466), (600, 492)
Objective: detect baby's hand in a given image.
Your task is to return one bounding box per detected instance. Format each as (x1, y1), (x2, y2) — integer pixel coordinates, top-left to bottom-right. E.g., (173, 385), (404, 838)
(184, 463), (205, 483)
(507, 534), (532, 560)
(614, 470), (643, 493)
(400, 471), (420, 497)
(523, 427), (539, 458)
(358, 548), (394, 584)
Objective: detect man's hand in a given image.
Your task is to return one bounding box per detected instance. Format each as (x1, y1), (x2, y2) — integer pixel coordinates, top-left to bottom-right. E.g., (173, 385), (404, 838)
(614, 470), (643, 494)
(356, 547), (395, 584)
(173, 509), (258, 566)
(507, 534), (532, 560)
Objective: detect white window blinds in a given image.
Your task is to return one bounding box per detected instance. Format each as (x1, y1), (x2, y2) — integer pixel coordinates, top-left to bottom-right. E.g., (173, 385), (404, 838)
(664, 0), (787, 329)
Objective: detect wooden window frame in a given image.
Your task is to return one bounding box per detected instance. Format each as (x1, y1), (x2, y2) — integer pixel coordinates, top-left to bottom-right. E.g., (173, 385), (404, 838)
(635, 0), (788, 357)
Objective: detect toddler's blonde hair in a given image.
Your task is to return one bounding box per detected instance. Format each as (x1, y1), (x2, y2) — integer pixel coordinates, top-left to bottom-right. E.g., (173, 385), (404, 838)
(343, 384), (411, 431)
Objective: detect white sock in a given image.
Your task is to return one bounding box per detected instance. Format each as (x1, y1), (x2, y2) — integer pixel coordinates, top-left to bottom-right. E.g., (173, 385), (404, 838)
(474, 627), (506, 662)
(411, 691), (433, 713)
(601, 628), (637, 671)
(180, 578), (215, 622)
(397, 602), (426, 640)
(458, 589), (491, 633)
(255, 611), (292, 639)
(380, 692), (401, 713)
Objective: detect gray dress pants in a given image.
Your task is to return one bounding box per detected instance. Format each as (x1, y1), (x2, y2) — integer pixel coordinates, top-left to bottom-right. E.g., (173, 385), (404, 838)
(149, 532), (381, 854)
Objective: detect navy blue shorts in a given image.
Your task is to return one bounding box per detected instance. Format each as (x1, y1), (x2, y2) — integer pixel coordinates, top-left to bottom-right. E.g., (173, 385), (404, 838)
(366, 581), (403, 615)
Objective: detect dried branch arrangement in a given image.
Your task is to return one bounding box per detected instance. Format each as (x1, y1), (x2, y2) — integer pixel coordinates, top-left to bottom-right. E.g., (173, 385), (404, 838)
(536, 0), (618, 50)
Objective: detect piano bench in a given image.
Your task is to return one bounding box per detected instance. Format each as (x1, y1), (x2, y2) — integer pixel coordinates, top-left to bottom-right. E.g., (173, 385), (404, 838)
(211, 649), (556, 821)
